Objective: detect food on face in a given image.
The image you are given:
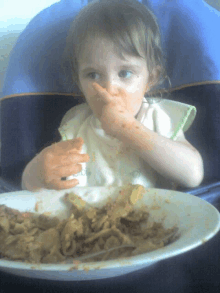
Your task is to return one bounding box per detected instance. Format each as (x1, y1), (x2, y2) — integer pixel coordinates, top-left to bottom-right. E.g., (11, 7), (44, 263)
(0, 185), (178, 264)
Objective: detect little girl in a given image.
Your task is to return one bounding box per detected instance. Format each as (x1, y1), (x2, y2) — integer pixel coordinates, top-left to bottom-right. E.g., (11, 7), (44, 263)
(22, 0), (204, 191)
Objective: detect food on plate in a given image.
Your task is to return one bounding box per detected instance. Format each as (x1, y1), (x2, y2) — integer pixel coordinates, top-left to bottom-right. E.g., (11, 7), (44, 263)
(0, 184), (178, 264)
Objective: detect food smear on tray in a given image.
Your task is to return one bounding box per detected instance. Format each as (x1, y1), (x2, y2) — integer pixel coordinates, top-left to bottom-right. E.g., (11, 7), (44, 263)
(0, 184), (178, 264)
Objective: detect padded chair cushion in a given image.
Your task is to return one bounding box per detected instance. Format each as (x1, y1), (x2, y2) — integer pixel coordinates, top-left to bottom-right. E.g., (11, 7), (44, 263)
(0, 94), (83, 186)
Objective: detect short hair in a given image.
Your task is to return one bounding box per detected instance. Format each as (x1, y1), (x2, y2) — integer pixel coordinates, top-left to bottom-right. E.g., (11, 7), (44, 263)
(62, 0), (167, 94)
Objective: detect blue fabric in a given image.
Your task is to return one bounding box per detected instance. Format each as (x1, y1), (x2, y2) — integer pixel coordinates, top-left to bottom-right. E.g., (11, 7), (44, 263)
(148, 0), (220, 90)
(0, 2), (220, 291)
(2, 0), (85, 96)
(0, 94), (83, 185)
(2, 0), (220, 97)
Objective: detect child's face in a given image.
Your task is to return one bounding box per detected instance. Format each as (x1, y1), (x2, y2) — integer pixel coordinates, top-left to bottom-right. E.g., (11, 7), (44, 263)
(78, 36), (150, 117)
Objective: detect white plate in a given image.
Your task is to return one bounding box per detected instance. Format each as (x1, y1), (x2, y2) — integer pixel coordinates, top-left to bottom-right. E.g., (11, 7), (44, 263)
(0, 187), (220, 281)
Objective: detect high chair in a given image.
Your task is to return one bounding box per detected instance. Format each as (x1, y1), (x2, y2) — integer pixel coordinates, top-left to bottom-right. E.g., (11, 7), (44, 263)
(0, 2), (220, 292)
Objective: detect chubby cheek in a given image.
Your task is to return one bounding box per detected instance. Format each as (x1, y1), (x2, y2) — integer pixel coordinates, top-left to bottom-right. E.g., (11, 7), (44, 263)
(124, 83), (145, 116)
(81, 83), (93, 99)
(131, 99), (143, 116)
(82, 85), (97, 105)
(82, 85), (110, 119)
(122, 93), (143, 116)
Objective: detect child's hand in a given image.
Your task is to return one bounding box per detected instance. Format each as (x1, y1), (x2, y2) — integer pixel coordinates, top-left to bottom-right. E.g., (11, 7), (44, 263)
(24, 137), (90, 190)
(91, 83), (135, 137)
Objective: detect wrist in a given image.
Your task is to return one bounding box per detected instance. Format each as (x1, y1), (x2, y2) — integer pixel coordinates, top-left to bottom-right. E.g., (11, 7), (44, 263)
(113, 117), (138, 140)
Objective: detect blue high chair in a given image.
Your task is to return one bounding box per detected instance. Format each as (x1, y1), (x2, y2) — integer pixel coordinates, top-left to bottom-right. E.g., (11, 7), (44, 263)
(0, 1), (220, 292)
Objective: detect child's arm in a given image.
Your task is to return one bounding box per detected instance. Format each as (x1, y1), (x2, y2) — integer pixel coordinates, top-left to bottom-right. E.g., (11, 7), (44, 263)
(22, 137), (90, 191)
(91, 83), (203, 188)
(113, 120), (204, 188)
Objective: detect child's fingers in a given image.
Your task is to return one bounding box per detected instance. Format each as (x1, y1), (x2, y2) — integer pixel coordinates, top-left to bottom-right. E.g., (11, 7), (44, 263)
(59, 153), (90, 166)
(117, 87), (128, 98)
(69, 137), (84, 151)
(46, 178), (79, 190)
(43, 148), (89, 168)
(92, 82), (106, 93)
(92, 83), (113, 104)
(44, 163), (82, 185)
(63, 137), (85, 153)
(51, 163), (82, 178)
(50, 137), (84, 154)
(93, 83), (128, 103)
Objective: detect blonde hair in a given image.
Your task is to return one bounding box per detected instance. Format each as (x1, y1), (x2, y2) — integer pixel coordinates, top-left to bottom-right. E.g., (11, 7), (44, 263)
(62, 0), (167, 95)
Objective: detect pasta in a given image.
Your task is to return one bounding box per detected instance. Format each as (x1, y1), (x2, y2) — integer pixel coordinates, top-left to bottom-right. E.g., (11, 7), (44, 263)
(0, 184), (178, 264)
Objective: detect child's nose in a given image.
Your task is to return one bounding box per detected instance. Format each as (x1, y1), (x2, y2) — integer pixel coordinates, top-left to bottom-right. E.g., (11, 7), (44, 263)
(104, 80), (120, 96)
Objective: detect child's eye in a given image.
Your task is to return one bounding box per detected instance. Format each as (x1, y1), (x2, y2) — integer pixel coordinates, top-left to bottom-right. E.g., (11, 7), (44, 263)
(119, 70), (133, 79)
(87, 72), (100, 80)
(86, 70), (133, 80)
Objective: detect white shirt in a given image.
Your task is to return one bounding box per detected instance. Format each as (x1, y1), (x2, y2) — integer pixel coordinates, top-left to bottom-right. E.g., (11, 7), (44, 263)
(58, 97), (196, 188)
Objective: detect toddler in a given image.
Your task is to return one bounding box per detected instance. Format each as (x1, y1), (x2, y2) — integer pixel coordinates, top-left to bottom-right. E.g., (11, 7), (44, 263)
(22, 0), (204, 191)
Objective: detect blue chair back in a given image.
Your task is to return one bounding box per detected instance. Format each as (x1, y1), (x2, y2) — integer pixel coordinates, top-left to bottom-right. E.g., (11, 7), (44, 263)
(1, 0), (220, 194)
